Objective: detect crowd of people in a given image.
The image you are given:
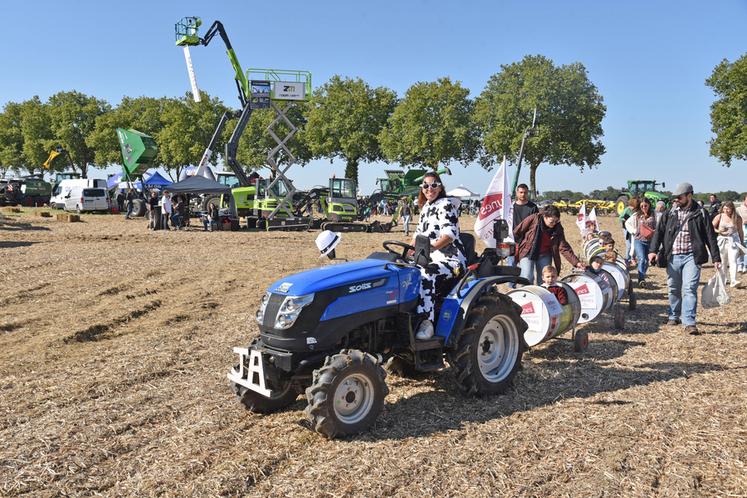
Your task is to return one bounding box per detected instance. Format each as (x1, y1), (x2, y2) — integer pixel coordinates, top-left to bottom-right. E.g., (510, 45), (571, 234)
(404, 174), (744, 339)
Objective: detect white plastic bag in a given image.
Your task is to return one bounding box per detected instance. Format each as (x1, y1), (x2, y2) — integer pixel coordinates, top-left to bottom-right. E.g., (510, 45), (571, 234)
(702, 272), (730, 308)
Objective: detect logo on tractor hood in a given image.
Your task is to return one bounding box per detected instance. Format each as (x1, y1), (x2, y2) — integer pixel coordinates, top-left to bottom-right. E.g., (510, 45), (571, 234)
(347, 278), (387, 295)
(277, 282), (293, 293)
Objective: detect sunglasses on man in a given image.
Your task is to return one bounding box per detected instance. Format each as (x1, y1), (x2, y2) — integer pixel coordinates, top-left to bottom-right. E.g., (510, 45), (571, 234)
(421, 182), (442, 190)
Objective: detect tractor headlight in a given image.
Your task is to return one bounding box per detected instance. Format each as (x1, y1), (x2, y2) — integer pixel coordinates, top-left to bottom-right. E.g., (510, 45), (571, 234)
(255, 292), (272, 324)
(274, 293), (315, 330)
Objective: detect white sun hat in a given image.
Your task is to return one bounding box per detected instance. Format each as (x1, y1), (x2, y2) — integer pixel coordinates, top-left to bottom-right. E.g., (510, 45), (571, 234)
(315, 230), (342, 258)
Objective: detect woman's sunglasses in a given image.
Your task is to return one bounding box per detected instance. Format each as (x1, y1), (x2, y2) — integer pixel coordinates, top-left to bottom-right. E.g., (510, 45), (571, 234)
(421, 182), (442, 190)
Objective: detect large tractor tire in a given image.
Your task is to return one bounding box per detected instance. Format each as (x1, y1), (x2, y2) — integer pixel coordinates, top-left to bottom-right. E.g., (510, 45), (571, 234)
(130, 199), (146, 217)
(448, 293), (526, 395)
(616, 194), (629, 216)
(201, 194), (222, 212)
(305, 349), (388, 439)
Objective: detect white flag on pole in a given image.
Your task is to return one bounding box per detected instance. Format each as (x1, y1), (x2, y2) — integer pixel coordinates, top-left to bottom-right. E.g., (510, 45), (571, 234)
(576, 202), (587, 233)
(474, 157), (512, 248)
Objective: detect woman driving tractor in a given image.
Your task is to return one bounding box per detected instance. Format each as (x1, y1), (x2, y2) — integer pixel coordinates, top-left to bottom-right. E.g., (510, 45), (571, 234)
(410, 172), (466, 340)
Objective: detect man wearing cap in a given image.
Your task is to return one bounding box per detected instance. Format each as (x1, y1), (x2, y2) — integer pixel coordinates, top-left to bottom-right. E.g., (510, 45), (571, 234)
(648, 182), (721, 335)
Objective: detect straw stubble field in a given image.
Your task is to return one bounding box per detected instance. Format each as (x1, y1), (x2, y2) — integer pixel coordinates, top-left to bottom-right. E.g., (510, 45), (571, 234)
(1, 210), (745, 497)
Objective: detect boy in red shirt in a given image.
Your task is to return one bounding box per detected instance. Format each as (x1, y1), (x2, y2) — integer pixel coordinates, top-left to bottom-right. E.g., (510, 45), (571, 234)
(541, 265), (568, 305)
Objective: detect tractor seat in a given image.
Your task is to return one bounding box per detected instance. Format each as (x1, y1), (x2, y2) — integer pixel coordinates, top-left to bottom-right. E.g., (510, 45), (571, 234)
(459, 233), (478, 266)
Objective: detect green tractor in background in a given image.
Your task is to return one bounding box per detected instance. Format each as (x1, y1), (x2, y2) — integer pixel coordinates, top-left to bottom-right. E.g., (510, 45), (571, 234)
(295, 177), (394, 232)
(369, 166), (451, 206)
(616, 180), (669, 215)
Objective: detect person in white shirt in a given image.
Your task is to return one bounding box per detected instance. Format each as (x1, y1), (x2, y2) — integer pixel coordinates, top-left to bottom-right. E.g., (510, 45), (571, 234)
(160, 190), (173, 231)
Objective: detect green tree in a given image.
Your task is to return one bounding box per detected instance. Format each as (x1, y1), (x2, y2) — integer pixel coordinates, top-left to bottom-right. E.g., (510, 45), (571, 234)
(19, 97), (54, 173)
(474, 55), (606, 195)
(0, 102), (24, 173)
(588, 185), (622, 200)
(48, 91), (110, 177)
(87, 96), (168, 167)
(379, 77), (478, 170)
(157, 92), (228, 179)
(305, 76), (397, 184)
(706, 53), (747, 166)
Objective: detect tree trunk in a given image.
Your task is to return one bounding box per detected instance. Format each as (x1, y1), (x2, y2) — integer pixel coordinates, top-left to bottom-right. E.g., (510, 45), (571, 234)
(77, 162), (88, 179)
(344, 158), (359, 186)
(529, 163), (538, 200)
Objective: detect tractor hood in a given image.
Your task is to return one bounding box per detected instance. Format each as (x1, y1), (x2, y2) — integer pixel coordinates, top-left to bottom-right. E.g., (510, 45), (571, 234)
(268, 259), (395, 296)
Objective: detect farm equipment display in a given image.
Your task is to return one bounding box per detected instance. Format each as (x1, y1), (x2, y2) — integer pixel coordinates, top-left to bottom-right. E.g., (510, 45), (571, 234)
(295, 177), (396, 233)
(369, 166), (451, 205)
(615, 180), (668, 215)
(551, 199), (616, 215)
(175, 17), (312, 231)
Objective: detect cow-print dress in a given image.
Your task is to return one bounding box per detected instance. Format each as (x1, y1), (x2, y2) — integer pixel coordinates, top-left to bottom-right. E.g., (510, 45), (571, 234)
(415, 197), (467, 321)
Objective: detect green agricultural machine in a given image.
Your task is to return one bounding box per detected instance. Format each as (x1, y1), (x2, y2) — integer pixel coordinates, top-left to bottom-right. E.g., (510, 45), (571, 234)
(116, 128), (158, 179)
(294, 177), (394, 232)
(615, 180), (669, 215)
(369, 166), (451, 205)
(175, 16), (312, 230)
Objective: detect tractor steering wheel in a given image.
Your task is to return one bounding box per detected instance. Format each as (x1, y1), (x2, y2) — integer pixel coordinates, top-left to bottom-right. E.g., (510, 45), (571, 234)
(383, 240), (415, 261)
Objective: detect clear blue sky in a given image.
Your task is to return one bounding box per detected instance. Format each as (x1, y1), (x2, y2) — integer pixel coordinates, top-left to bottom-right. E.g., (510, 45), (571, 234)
(2, 0), (746, 195)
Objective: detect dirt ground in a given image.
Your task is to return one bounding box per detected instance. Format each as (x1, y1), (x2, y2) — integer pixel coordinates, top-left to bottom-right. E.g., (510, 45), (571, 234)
(1, 209), (745, 497)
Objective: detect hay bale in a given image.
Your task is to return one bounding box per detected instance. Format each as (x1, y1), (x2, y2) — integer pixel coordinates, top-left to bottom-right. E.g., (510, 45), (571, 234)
(1, 206), (21, 213)
(56, 213), (80, 222)
(37, 211), (52, 218)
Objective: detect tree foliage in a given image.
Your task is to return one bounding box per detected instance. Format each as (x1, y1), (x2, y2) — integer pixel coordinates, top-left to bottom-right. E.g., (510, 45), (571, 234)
(706, 53), (747, 166)
(474, 55), (606, 195)
(305, 76), (396, 184)
(48, 91), (110, 177)
(157, 93), (228, 179)
(380, 77), (478, 169)
(87, 96), (169, 167)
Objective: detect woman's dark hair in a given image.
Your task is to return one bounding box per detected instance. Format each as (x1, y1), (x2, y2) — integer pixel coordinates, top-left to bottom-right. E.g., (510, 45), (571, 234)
(417, 172), (447, 209)
(638, 197), (652, 216)
(542, 205), (560, 218)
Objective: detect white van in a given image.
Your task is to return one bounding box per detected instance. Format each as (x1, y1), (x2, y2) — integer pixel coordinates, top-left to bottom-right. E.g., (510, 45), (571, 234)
(63, 186), (109, 213)
(50, 178), (107, 209)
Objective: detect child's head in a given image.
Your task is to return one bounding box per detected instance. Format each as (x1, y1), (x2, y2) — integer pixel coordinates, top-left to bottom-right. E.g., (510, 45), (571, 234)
(590, 255), (604, 271)
(604, 240), (615, 251)
(542, 265), (558, 286)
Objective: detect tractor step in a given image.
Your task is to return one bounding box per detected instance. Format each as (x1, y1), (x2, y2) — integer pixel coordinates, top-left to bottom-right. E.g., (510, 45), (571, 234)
(410, 336), (444, 352)
(414, 360), (445, 373)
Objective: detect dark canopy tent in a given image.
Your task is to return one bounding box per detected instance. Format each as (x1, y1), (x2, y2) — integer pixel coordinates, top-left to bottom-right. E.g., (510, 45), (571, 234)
(166, 174), (230, 194)
(165, 174), (237, 220)
(143, 171), (172, 187)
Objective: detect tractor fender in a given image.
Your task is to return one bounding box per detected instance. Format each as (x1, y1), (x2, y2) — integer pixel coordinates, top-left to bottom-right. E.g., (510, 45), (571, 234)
(437, 276), (530, 347)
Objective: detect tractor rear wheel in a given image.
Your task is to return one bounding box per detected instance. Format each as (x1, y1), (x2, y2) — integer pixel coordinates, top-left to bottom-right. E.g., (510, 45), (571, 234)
(305, 349), (388, 439)
(448, 294), (526, 395)
(616, 195), (629, 216)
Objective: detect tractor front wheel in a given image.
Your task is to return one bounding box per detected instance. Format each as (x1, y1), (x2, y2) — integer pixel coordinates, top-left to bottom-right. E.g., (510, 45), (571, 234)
(616, 195), (629, 216)
(231, 375), (299, 413)
(448, 294), (526, 395)
(305, 349), (388, 439)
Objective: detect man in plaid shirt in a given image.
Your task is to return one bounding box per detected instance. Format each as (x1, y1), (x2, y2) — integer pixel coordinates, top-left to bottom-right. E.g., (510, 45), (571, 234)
(649, 182), (721, 335)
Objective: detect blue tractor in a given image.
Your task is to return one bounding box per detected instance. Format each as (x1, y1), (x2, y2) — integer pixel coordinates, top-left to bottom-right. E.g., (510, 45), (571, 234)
(227, 221), (529, 438)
